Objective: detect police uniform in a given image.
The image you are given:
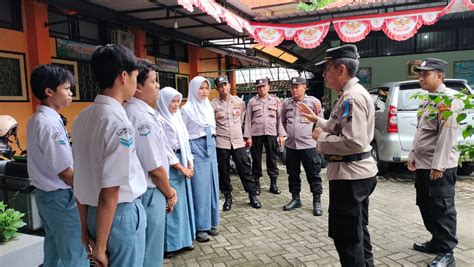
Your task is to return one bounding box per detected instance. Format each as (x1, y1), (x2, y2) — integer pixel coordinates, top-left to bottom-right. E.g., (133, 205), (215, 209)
(281, 77), (324, 214)
(27, 105), (88, 267)
(72, 95), (148, 267)
(211, 75), (260, 211)
(409, 58), (459, 265)
(244, 78), (286, 194)
(125, 97), (171, 267)
(315, 45), (377, 266)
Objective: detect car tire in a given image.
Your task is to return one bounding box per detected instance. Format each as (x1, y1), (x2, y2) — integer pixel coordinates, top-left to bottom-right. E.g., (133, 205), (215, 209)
(371, 142), (388, 175)
(457, 164), (473, 176)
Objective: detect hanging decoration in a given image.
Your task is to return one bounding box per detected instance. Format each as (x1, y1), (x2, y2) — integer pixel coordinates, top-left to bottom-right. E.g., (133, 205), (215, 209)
(176, 0), (463, 48)
(464, 0), (474, 10)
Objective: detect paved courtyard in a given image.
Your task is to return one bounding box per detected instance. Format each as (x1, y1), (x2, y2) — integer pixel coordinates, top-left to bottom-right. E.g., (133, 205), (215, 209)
(164, 164), (474, 266)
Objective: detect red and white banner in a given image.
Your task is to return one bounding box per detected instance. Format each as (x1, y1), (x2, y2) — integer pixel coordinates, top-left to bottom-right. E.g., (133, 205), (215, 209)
(251, 22), (330, 47)
(177, 0), (459, 48)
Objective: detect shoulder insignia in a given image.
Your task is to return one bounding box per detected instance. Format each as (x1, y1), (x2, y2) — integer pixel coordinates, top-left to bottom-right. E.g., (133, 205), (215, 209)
(52, 131), (66, 145)
(119, 137), (134, 147)
(116, 128), (134, 136)
(341, 99), (353, 122)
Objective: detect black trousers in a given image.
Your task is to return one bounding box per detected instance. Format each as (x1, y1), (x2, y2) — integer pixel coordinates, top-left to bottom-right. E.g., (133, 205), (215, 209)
(216, 146), (258, 196)
(250, 135), (279, 181)
(328, 176), (377, 267)
(285, 147), (322, 196)
(415, 168), (458, 253)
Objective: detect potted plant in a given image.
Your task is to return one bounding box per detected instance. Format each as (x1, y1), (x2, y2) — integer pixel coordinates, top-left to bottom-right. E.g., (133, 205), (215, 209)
(0, 201), (26, 242)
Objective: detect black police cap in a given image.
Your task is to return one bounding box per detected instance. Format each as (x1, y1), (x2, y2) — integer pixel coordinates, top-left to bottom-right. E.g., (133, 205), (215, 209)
(414, 58), (448, 73)
(215, 76), (229, 86)
(315, 44), (360, 66)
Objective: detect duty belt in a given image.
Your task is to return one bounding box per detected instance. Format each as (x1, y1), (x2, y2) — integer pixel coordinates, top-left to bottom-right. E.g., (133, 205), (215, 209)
(324, 152), (371, 162)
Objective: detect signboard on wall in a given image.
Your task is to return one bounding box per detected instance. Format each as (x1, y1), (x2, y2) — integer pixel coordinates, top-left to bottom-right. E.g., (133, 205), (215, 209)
(56, 39), (97, 61)
(156, 58), (179, 73)
(454, 60), (474, 87)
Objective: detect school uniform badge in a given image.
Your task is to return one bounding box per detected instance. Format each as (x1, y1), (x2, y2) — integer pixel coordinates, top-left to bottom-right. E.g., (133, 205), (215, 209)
(138, 124), (151, 136)
(52, 131), (66, 145)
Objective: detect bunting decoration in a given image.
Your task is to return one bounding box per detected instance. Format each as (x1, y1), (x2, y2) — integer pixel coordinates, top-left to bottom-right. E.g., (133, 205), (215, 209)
(464, 0), (474, 10)
(176, 0), (464, 48)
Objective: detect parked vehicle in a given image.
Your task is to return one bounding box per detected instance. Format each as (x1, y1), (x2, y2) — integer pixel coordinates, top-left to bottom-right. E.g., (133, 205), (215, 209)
(369, 79), (474, 175)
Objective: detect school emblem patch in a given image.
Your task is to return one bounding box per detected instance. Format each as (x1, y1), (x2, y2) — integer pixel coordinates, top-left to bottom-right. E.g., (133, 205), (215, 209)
(115, 128), (134, 136)
(138, 124), (151, 136)
(52, 132), (66, 145)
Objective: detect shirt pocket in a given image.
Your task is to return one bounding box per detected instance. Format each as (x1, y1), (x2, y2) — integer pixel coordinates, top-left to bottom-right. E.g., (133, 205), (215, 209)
(285, 108), (295, 123)
(268, 104), (277, 117)
(419, 115), (438, 131)
(252, 104), (263, 117)
(232, 108), (241, 122)
(215, 108), (225, 119)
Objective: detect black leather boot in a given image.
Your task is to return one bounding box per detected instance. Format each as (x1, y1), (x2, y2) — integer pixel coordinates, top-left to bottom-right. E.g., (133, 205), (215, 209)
(283, 195), (302, 211)
(249, 194), (262, 209)
(223, 193), (232, 211)
(313, 194), (323, 216)
(269, 177), (281, 194)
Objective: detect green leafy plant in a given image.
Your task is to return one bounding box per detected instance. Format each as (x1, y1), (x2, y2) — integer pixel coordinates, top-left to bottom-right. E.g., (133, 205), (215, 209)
(410, 89), (474, 162)
(0, 201), (26, 242)
(297, 0), (335, 12)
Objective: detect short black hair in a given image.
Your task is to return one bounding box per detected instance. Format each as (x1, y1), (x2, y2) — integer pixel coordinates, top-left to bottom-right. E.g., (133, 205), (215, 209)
(136, 59), (158, 86)
(90, 44), (139, 91)
(30, 64), (76, 100)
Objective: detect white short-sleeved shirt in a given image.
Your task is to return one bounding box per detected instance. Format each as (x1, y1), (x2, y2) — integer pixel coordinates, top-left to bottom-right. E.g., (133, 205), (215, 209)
(72, 95), (147, 206)
(124, 97), (171, 187)
(27, 105), (72, 191)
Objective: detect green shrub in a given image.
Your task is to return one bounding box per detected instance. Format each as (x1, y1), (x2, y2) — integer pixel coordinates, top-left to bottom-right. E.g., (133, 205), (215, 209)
(0, 201), (26, 242)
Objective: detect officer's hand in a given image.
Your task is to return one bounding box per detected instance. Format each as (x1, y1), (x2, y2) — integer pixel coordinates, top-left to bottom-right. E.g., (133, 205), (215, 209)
(245, 138), (252, 148)
(296, 102), (318, 123)
(407, 160), (416, 172)
(430, 169), (444, 180)
(278, 136), (285, 146)
(312, 127), (324, 141)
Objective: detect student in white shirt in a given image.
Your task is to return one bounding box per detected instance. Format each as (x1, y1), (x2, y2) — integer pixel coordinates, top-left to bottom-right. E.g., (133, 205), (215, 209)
(72, 45), (147, 267)
(157, 86), (196, 255)
(124, 59), (177, 267)
(181, 76), (219, 242)
(27, 64), (88, 267)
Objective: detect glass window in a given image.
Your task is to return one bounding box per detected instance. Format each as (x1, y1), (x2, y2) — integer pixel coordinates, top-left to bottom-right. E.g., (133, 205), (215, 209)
(0, 0), (22, 31)
(158, 72), (175, 88)
(48, 10), (70, 39)
(79, 18), (99, 43)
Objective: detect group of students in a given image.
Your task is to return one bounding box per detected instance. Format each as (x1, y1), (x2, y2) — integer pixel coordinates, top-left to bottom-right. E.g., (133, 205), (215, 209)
(26, 44), (220, 267)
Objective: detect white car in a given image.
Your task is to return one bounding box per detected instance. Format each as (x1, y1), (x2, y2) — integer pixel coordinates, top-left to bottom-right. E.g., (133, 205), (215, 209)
(370, 79), (474, 175)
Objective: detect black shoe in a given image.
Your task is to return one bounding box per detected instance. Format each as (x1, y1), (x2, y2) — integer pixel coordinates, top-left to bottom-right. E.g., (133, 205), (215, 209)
(313, 201), (323, 216)
(196, 231), (210, 242)
(250, 195), (262, 209)
(269, 183), (281, 194)
(413, 241), (438, 254)
(223, 194), (232, 211)
(255, 189), (260, 195)
(164, 251), (176, 258)
(180, 245), (195, 251)
(207, 227), (219, 236)
(429, 253), (455, 267)
(283, 197), (302, 211)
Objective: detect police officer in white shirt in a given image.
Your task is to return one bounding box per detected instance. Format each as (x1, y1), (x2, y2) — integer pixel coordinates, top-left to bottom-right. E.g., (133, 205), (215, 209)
(72, 45), (148, 267)
(27, 65), (88, 267)
(124, 59), (177, 267)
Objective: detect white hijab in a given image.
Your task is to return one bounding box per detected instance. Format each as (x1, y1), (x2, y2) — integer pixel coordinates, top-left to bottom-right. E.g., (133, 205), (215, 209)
(156, 87), (193, 168)
(181, 76), (215, 129)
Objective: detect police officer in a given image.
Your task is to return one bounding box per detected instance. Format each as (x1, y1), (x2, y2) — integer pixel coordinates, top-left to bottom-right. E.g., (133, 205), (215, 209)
(244, 78), (286, 195)
(408, 58), (460, 267)
(211, 75), (261, 211)
(281, 77), (324, 216)
(299, 44), (378, 266)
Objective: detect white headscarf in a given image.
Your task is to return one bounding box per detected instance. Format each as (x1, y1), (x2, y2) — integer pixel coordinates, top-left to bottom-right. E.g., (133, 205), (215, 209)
(181, 76), (215, 129)
(156, 87), (193, 168)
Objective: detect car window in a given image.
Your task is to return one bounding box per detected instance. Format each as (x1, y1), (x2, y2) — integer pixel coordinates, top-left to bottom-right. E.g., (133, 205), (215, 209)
(398, 82), (470, 111)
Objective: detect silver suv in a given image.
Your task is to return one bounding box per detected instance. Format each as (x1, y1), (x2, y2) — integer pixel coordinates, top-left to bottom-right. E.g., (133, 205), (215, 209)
(369, 79), (474, 175)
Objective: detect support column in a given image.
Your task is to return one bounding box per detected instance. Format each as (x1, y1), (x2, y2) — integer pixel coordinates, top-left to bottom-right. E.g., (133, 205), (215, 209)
(131, 28), (147, 58)
(189, 45), (200, 79)
(25, 0), (51, 110)
(228, 57), (238, 95)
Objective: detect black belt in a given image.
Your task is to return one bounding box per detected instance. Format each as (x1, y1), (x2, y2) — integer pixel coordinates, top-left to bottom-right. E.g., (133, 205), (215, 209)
(173, 149), (181, 154)
(324, 152), (371, 162)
